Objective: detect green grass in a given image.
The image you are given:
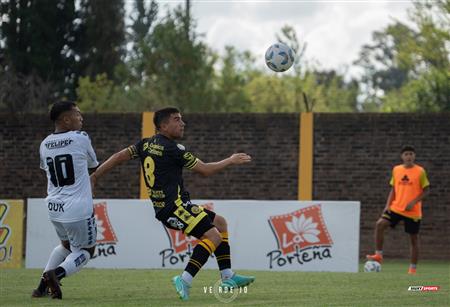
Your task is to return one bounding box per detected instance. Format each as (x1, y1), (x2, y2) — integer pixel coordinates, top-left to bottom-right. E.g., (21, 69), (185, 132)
(1, 260), (449, 306)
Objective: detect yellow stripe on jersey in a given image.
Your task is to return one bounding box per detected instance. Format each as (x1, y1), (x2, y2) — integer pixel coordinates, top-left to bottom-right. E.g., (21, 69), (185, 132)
(420, 170), (430, 188)
(127, 145), (139, 159)
(183, 152), (198, 169)
(185, 158), (198, 169)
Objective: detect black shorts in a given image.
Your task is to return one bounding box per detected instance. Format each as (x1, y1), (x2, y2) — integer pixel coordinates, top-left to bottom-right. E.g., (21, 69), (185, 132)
(382, 210), (421, 234)
(159, 202), (216, 239)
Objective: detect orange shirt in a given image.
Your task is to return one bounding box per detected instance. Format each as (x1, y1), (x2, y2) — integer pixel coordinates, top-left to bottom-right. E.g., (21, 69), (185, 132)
(389, 164), (429, 219)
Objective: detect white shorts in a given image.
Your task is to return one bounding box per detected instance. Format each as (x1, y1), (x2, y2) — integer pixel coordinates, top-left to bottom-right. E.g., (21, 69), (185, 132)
(51, 215), (97, 251)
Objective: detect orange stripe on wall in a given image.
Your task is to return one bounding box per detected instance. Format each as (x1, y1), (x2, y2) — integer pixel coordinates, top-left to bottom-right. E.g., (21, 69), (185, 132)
(140, 112), (155, 199)
(298, 113), (314, 200)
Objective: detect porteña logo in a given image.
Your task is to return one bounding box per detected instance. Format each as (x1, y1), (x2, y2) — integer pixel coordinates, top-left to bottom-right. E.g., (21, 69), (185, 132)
(160, 203), (214, 267)
(267, 204), (333, 269)
(93, 202), (118, 259)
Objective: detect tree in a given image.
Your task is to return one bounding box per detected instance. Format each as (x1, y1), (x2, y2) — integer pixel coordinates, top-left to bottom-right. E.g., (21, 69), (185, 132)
(213, 46), (254, 112)
(355, 0), (450, 112)
(128, 0), (159, 83)
(0, 66), (54, 113)
(140, 5), (216, 112)
(312, 70), (359, 112)
(276, 25), (308, 111)
(76, 73), (160, 113)
(354, 22), (416, 110)
(0, 0), (78, 105)
(76, 0), (126, 83)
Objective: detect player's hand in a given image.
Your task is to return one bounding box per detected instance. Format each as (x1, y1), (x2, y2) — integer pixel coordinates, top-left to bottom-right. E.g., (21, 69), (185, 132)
(229, 153), (252, 165)
(405, 201), (416, 211)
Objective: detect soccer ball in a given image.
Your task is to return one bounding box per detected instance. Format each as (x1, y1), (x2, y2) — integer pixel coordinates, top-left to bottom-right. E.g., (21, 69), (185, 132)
(364, 260), (381, 272)
(265, 43), (295, 72)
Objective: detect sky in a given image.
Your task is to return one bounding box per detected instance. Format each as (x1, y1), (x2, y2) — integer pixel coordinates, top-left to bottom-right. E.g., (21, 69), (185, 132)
(152, 0), (414, 77)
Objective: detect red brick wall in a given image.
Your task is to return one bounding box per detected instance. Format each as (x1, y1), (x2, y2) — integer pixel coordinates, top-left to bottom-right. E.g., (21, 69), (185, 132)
(1, 113), (448, 259)
(313, 113), (450, 260)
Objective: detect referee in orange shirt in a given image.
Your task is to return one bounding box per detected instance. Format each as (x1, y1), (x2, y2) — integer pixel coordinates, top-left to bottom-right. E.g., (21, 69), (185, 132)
(367, 145), (430, 274)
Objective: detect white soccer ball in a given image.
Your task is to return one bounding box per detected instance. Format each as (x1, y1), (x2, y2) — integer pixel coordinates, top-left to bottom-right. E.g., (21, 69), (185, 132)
(265, 43), (295, 72)
(364, 260), (381, 272)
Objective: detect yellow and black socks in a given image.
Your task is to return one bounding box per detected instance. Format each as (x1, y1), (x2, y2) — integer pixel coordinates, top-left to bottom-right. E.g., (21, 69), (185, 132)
(214, 232), (231, 270)
(185, 238), (216, 278)
(214, 232), (234, 279)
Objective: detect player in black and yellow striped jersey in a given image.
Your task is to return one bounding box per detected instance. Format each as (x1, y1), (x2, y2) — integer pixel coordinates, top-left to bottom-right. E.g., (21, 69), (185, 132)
(91, 107), (255, 301)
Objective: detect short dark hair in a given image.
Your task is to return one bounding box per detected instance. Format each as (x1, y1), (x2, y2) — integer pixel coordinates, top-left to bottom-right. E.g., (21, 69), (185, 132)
(401, 145), (415, 153)
(153, 107), (180, 129)
(50, 101), (77, 121)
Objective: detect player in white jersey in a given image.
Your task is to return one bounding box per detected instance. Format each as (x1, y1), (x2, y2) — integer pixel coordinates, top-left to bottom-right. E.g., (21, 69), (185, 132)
(32, 101), (99, 299)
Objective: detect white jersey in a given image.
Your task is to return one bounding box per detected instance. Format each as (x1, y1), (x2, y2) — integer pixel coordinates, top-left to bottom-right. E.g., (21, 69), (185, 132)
(39, 131), (99, 222)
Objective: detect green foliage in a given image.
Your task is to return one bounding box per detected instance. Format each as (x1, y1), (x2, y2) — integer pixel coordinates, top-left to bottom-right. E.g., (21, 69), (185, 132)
(76, 73), (158, 113)
(356, 0), (450, 112)
(76, 0), (126, 83)
(311, 71), (359, 112)
(244, 71), (358, 113)
(0, 0), (78, 102)
(245, 74), (297, 112)
(77, 74), (114, 112)
(382, 68), (450, 112)
(127, 0), (159, 83)
(1, 1), (448, 113)
(244, 26), (358, 113)
(213, 46), (254, 112)
(140, 5), (216, 112)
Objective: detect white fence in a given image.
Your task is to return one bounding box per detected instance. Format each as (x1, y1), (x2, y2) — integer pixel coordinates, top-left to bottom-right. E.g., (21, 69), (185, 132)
(26, 199), (360, 272)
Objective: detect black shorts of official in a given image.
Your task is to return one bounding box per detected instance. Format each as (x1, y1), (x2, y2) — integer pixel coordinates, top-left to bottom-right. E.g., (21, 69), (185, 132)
(381, 210), (421, 234)
(159, 202), (216, 239)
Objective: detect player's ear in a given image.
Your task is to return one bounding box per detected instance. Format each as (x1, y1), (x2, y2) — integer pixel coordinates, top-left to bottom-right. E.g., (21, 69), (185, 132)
(159, 119), (169, 131)
(61, 112), (73, 126)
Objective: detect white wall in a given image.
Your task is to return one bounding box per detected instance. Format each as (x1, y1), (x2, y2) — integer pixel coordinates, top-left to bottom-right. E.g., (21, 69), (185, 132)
(26, 199), (360, 272)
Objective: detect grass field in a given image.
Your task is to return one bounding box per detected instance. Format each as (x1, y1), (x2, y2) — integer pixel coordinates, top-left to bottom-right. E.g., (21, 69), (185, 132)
(1, 260), (448, 306)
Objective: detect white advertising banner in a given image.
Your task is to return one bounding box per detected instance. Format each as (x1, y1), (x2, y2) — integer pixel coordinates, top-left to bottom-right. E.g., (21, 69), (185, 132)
(26, 199), (360, 272)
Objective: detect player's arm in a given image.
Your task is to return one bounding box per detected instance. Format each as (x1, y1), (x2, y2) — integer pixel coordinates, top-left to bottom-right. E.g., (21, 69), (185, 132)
(405, 186), (430, 211)
(383, 187), (394, 213)
(90, 148), (132, 185)
(191, 153), (251, 177)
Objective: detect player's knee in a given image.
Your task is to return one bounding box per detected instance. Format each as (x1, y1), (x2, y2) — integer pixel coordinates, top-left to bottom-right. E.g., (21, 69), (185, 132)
(409, 234), (419, 245)
(56, 244), (71, 254)
(204, 228), (222, 247)
(61, 240), (71, 251)
(376, 218), (388, 229)
(213, 215), (227, 232)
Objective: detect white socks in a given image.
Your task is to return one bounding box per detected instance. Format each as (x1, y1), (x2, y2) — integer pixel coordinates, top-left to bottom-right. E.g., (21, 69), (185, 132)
(181, 268), (234, 284)
(220, 268), (234, 280)
(44, 245), (71, 272)
(59, 249), (90, 277)
(181, 271), (193, 285)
